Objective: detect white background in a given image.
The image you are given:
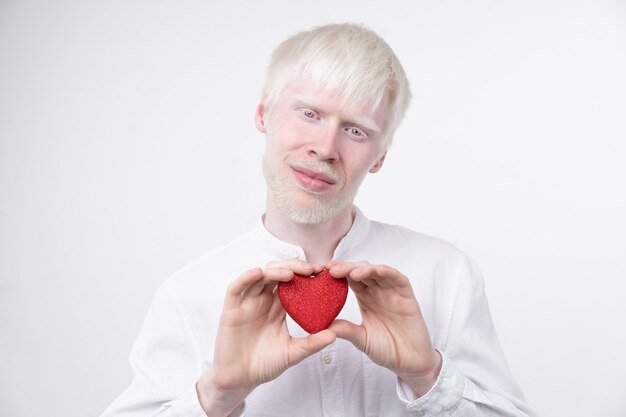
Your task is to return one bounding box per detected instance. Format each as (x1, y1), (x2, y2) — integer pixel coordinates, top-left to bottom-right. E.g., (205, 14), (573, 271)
(1, 1), (625, 416)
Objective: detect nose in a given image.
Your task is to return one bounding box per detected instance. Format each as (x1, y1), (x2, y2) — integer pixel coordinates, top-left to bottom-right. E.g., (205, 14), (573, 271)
(309, 124), (340, 162)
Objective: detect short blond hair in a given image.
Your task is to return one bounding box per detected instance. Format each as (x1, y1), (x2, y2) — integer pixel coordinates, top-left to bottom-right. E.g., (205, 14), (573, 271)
(262, 23), (411, 145)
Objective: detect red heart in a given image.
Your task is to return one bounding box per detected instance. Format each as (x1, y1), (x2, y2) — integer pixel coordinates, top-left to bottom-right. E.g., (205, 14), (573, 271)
(278, 269), (348, 334)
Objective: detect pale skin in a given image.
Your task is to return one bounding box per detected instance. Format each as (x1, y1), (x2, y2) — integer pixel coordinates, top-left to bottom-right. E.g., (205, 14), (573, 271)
(196, 81), (442, 416)
(326, 261), (442, 395)
(197, 260), (336, 416)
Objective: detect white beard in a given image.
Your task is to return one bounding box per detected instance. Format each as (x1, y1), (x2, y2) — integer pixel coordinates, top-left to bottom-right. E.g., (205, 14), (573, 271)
(262, 154), (364, 225)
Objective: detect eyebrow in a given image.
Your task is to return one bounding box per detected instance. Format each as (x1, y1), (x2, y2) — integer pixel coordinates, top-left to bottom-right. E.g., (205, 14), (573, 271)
(290, 95), (383, 134)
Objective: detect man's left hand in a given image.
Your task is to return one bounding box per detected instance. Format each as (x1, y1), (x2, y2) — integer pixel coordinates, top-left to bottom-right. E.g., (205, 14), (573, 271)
(326, 261), (442, 396)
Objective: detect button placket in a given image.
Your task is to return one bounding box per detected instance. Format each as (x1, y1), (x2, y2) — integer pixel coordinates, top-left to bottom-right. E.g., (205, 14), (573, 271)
(318, 343), (343, 417)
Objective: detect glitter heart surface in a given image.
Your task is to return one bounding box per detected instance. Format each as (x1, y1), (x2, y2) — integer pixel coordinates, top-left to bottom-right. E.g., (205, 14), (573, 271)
(278, 269), (348, 334)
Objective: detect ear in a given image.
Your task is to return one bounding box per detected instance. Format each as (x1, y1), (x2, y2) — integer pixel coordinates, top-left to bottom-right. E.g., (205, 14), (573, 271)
(369, 152), (387, 173)
(255, 101), (267, 133)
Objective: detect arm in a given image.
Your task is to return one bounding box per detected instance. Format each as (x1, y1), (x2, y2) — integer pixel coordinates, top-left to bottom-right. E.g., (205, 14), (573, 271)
(99, 284), (208, 417)
(101, 260), (335, 417)
(196, 261), (336, 416)
(327, 259), (537, 416)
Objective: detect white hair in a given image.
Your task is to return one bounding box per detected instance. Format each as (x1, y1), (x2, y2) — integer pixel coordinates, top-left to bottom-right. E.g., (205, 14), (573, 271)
(262, 23), (411, 145)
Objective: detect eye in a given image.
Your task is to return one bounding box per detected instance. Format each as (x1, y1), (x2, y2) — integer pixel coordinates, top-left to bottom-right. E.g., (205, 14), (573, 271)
(300, 108), (319, 119)
(346, 126), (367, 140)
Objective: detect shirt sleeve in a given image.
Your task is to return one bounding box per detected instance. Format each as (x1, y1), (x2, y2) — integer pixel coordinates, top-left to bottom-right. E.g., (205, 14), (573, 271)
(99, 284), (246, 417)
(396, 255), (538, 417)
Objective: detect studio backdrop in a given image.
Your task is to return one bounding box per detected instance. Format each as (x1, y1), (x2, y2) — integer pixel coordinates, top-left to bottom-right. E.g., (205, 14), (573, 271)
(1, 1), (625, 416)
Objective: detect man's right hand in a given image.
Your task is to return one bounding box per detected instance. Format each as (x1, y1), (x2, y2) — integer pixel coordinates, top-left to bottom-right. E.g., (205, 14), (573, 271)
(196, 260), (337, 417)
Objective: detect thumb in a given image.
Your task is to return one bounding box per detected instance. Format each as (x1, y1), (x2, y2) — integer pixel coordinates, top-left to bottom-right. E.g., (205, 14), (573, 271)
(328, 319), (366, 351)
(288, 329), (336, 365)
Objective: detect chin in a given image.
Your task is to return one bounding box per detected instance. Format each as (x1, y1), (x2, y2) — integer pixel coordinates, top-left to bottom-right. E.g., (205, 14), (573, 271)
(277, 193), (354, 225)
(284, 205), (337, 225)
(263, 160), (357, 225)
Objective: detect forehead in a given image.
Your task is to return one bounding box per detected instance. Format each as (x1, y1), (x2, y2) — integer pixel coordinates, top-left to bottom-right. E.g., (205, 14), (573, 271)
(278, 80), (390, 132)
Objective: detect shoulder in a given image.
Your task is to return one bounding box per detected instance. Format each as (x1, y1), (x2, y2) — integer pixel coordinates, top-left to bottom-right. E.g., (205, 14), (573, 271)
(363, 219), (486, 312)
(366, 219), (467, 262)
(357, 218), (483, 291)
(159, 230), (257, 307)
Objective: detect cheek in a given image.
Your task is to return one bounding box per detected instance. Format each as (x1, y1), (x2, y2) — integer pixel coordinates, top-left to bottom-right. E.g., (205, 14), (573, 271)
(284, 119), (311, 139)
(279, 126), (316, 154)
(341, 145), (382, 172)
(268, 119), (301, 145)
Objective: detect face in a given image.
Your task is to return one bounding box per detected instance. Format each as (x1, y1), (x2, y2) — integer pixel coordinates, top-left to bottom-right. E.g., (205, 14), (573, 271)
(256, 81), (389, 225)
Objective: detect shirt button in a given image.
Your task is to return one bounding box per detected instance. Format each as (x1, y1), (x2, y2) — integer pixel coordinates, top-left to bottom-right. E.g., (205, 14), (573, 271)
(322, 353), (332, 365)
(414, 411), (425, 417)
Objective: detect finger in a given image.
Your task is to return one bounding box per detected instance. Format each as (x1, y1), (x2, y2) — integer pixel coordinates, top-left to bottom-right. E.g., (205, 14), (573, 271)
(328, 261), (370, 279)
(324, 259), (339, 270)
(243, 278), (279, 298)
(262, 267), (295, 282)
(228, 268), (292, 304)
(267, 291), (287, 320)
(288, 329), (336, 366)
(346, 277), (367, 294)
(344, 264), (410, 291)
(328, 319), (366, 351)
(337, 263), (382, 288)
(263, 282), (279, 298)
(243, 267), (294, 297)
(371, 265), (412, 290)
(265, 259), (324, 276)
(361, 278), (382, 289)
(346, 263), (378, 281)
(225, 268), (264, 304)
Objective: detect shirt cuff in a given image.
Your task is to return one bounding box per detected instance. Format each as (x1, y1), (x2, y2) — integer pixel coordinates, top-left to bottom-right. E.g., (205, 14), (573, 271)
(396, 350), (465, 415)
(162, 383), (211, 417)
(161, 382), (246, 417)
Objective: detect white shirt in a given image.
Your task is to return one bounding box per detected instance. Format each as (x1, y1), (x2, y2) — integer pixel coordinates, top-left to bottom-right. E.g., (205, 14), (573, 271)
(101, 207), (536, 417)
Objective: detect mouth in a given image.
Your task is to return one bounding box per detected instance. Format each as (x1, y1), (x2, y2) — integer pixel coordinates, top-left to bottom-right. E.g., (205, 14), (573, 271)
(291, 165), (337, 192)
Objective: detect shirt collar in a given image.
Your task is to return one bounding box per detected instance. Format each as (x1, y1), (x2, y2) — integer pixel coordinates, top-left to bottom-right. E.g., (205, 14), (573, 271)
(251, 206), (371, 261)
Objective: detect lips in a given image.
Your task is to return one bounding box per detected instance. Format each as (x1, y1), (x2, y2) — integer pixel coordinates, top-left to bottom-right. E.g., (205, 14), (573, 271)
(292, 166), (336, 184)
(291, 165), (338, 192)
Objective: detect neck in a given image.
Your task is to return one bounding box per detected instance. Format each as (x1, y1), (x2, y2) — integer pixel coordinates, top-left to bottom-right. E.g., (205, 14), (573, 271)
(263, 198), (355, 264)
